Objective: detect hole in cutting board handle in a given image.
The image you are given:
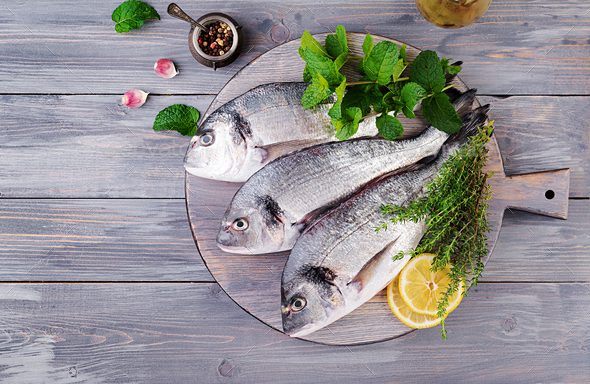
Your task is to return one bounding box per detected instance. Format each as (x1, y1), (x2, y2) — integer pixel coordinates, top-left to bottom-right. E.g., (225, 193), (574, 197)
(545, 190), (555, 200)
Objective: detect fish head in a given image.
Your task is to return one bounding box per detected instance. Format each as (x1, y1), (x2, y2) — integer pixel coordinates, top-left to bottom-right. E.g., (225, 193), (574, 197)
(183, 110), (249, 180)
(216, 195), (286, 254)
(281, 266), (346, 337)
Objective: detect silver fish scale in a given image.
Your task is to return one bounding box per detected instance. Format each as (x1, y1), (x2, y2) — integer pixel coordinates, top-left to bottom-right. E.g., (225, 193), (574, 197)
(221, 83), (379, 143)
(230, 126), (448, 246)
(284, 159), (439, 282)
(281, 104), (490, 336)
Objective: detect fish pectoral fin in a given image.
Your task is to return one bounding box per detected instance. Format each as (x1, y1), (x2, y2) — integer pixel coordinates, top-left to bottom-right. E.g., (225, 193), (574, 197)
(347, 234), (401, 293)
(257, 139), (327, 164)
(252, 147), (269, 164)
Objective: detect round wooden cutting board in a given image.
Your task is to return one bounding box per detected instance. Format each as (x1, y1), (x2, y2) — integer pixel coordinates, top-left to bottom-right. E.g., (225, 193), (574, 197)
(186, 33), (570, 345)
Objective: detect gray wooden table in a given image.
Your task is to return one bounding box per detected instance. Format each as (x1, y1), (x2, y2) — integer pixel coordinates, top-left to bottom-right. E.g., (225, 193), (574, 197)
(1, 1), (589, 382)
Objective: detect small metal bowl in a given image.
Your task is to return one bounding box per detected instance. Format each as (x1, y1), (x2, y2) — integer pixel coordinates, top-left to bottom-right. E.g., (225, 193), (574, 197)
(189, 13), (243, 70)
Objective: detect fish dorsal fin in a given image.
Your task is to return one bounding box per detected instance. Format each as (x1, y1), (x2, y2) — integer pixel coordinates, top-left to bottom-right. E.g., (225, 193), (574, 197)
(347, 234), (401, 293)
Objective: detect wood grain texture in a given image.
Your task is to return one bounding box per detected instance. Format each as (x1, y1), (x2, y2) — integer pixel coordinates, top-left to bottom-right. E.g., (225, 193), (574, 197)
(0, 1), (588, 94)
(0, 95), (213, 198)
(0, 282), (588, 382)
(0, 198), (587, 286)
(483, 199), (590, 282)
(186, 34), (571, 344)
(480, 96), (590, 198)
(1, 94), (586, 198)
(0, 199), (213, 282)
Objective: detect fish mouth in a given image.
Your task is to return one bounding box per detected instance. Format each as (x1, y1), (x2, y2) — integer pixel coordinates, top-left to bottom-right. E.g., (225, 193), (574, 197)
(285, 323), (320, 338)
(216, 243), (251, 254)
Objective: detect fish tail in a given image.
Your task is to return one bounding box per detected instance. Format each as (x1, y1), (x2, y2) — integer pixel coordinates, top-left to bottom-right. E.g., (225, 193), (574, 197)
(444, 104), (491, 150)
(450, 89), (478, 120)
(422, 104), (490, 168)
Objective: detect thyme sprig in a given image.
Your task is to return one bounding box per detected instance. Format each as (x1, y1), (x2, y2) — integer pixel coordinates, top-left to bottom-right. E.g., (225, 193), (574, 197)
(377, 123), (494, 339)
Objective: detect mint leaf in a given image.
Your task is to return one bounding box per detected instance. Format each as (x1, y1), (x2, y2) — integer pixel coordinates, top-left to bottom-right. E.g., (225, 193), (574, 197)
(112, 0), (160, 33)
(325, 35), (344, 57)
(335, 107), (362, 140)
(153, 104), (200, 136)
(334, 52), (348, 71)
(391, 58), (406, 82)
(358, 60), (365, 75)
(364, 41), (399, 85)
(301, 31), (330, 58)
(386, 80), (407, 99)
(447, 65), (462, 75)
(376, 113), (403, 140)
(362, 34), (373, 57)
(368, 84), (387, 113)
(303, 48), (345, 85)
(341, 84), (372, 116)
(328, 80), (347, 119)
(358, 33), (374, 75)
(302, 75), (333, 108)
(401, 82), (427, 103)
(421, 92), (462, 134)
(410, 50), (445, 93)
(400, 82), (427, 118)
(400, 43), (407, 64)
(441, 57), (462, 75)
(326, 26), (348, 58)
(303, 64), (313, 82)
(402, 106), (415, 119)
(335, 25), (348, 52)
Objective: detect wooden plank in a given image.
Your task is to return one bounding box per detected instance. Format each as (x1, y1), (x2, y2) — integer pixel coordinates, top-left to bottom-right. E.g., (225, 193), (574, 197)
(1, 199), (587, 285)
(0, 199), (213, 282)
(483, 199), (590, 282)
(0, 282), (588, 381)
(480, 96), (590, 198)
(0, 1), (588, 94)
(1, 94), (587, 198)
(0, 95), (213, 198)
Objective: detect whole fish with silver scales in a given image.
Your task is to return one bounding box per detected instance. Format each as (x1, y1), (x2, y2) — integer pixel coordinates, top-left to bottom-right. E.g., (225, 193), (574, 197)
(184, 69), (461, 182)
(216, 89), (478, 255)
(281, 105), (490, 337)
(184, 82), (379, 182)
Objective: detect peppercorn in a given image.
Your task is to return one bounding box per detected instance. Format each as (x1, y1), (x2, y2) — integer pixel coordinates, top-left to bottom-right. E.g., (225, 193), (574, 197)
(198, 20), (234, 57)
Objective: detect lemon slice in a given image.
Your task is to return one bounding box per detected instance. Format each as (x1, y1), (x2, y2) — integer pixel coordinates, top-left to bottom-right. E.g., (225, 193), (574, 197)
(399, 253), (464, 316)
(387, 275), (442, 329)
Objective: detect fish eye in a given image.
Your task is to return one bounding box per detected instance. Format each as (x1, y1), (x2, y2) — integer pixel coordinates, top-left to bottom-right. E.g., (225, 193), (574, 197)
(231, 218), (249, 231)
(290, 297), (306, 312)
(199, 132), (215, 146)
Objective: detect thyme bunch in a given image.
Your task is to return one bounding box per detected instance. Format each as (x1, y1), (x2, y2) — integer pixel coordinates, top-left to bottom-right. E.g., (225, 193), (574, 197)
(377, 124), (494, 339)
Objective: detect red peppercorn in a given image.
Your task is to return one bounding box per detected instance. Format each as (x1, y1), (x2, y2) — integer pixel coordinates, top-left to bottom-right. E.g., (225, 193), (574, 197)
(210, 43), (216, 49)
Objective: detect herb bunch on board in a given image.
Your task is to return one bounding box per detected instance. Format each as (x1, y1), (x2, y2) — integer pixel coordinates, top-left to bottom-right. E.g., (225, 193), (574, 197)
(377, 124), (495, 339)
(299, 26), (462, 141)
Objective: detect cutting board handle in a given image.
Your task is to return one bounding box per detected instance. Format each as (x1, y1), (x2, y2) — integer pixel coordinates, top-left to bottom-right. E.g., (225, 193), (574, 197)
(489, 169), (570, 219)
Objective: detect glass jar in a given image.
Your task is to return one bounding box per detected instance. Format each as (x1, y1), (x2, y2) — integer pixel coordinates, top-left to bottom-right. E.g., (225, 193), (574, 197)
(415, 0), (492, 29)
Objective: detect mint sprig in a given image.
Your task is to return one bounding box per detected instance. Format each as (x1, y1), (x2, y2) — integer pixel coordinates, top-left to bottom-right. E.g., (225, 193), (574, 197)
(299, 26), (463, 140)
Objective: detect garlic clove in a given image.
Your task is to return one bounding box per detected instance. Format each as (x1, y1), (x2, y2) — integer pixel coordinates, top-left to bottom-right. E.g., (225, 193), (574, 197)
(154, 58), (179, 79)
(122, 89), (148, 108)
